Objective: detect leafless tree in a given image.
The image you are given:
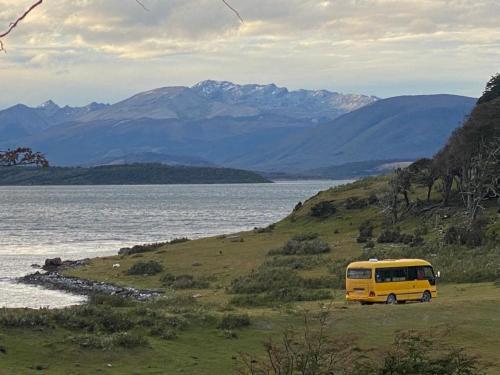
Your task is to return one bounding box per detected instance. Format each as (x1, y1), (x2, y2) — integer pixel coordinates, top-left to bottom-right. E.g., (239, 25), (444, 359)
(237, 311), (367, 375)
(0, 147), (49, 167)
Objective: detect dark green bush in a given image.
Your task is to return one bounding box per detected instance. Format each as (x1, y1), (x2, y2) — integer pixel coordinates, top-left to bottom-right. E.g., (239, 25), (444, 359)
(269, 238), (330, 256)
(231, 268), (304, 294)
(345, 196), (369, 209)
(127, 260), (164, 276)
(88, 293), (135, 308)
(357, 220), (374, 243)
(0, 309), (52, 329)
(53, 305), (134, 333)
(118, 242), (168, 256)
(292, 233), (319, 241)
(161, 273), (209, 289)
(310, 201), (336, 218)
(217, 314), (250, 330)
(444, 226), (484, 248)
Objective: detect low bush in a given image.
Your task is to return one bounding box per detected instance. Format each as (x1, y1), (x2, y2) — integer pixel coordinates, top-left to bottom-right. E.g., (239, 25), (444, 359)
(310, 201), (336, 218)
(217, 314), (250, 330)
(231, 268), (304, 294)
(269, 238), (330, 256)
(118, 242), (168, 256)
(169, 237), (190, 245)
(161, 274), (209, 289)
(53, 305), (135, 333)
(263, 256), (322, 270)
(444, 226), (484, 248)
(345, 196), (369, 209)
(255, 224), (276, 233)
(72, 332), (148, 350)
(127, 260), (164, 276)
(291, 233), (319, 241)
(357, 220), (374, 243)
(149, 325), (178, 340)
(88, 293), (135, 308)
(0, 309), (52, 329)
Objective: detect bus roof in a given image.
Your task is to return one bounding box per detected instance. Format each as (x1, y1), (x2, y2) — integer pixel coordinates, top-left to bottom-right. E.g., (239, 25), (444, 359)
(347, 259), (432, 268)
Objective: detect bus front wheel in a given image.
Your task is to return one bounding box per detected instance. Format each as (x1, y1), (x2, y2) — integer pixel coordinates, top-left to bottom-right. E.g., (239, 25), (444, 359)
(421, 291), (431, 303)
(386, 294), (397, 304)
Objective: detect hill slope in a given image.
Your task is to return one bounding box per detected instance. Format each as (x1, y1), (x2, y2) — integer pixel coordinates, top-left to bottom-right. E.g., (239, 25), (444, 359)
(227, 95), (476, 172)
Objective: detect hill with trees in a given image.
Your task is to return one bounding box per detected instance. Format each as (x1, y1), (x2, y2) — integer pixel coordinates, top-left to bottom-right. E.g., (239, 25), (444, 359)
(0, 163), (270, 185)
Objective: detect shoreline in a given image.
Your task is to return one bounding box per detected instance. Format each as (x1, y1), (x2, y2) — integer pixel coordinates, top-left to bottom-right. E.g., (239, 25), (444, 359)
(18, 270), (164, 301)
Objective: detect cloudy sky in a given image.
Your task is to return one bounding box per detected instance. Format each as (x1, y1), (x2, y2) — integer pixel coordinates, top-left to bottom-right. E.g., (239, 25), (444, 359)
(0, 0), (499, 108)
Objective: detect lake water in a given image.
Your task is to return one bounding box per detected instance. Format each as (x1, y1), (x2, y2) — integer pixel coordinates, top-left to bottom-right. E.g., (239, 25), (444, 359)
(0, 181), (349, 308)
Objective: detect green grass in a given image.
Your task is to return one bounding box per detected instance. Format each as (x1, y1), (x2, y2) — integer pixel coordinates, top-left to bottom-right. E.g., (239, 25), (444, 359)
(2, 176), (499, 374)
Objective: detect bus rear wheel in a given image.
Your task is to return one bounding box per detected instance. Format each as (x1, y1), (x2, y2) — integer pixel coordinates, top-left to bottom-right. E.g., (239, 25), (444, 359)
(386, 294), (397, 304)
(421, 291), (431, 303)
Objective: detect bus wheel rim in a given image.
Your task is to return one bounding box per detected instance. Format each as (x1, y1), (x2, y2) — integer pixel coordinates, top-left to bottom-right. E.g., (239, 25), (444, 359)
(422, 291), (431, 302)
(387, 294), (396, 304)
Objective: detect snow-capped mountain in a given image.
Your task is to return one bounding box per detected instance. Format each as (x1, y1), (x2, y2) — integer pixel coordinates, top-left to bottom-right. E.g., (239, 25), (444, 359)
(191, 80), (378, 120)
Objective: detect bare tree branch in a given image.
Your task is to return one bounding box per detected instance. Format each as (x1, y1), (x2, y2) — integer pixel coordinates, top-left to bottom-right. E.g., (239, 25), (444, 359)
(0, 147), (49, 167)
(135, 0), (150, 12)
(222, 0), (244, 23)
(1, 0), (243, 52)
(0, 0), (44, 52)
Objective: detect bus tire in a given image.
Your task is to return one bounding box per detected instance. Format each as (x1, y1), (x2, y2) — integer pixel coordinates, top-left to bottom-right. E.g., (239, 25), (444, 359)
(421, 291), (431, 303)
(386, 294), (397, 304)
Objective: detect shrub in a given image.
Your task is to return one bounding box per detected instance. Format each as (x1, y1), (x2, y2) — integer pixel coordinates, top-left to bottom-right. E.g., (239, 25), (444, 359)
(161, 274), (209, 289)
(169, 237), (190, 245)
(270, 238), (330, 256)
(365, 241), (375, 249)
(444, 226), (484, 248)
(0, 309), (52, 329)
(311, 201), (336, 218)
(72, 332), (148, 350)
(268, 288), (331, 302)
(149, 325), (178, 340)
(292, 232), (319, 241)
(357, 220), (374, 243)
(53, 305), (134, 333)
(118, 242), (168, 256)
(127, 260), (164, 276)
(88, 293), (135, 308)
(217, 314), (250, 330)
(263, 256), (322, 270)
(345, 196), (369, 209)
(231, 268), (304, 294)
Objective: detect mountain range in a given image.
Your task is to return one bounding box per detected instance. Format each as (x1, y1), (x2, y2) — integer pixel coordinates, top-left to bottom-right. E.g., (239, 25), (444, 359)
(0, 80), (476, 175)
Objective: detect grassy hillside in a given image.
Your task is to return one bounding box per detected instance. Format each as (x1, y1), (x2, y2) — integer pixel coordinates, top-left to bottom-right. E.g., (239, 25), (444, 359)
(0, 163), (270, 185)
(1, 176), (498, 374)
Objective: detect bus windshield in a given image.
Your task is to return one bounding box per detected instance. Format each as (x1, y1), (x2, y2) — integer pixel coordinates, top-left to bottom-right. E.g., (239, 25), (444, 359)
(347, 268), (372, 279)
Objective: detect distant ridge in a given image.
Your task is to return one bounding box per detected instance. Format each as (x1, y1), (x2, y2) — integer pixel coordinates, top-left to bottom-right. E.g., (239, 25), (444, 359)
(0, 82), (475, 174)
(0, 164), (270, 185)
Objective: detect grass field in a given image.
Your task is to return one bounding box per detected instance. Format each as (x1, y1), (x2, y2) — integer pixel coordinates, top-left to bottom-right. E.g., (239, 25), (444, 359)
(1, 177), (499, 374)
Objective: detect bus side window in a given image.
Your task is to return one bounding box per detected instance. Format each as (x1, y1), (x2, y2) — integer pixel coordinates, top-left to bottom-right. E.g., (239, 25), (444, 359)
(416, 267), (425, 280)
(375, 270), (382, 282)
(407, 266), (417, 280)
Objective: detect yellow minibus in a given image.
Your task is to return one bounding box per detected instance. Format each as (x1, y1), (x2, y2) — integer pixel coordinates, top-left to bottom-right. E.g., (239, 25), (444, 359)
(345, 259), (437, 304)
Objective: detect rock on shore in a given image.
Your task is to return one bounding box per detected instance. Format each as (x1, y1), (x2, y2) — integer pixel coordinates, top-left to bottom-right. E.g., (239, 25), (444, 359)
(19, 272), (164, 301)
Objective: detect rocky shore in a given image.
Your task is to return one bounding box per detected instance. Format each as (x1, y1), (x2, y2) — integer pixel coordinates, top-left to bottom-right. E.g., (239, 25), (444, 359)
(19, 258), (164, 301)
